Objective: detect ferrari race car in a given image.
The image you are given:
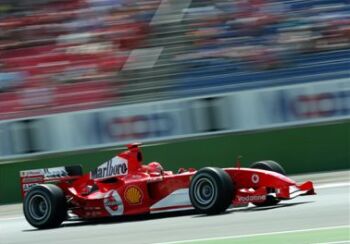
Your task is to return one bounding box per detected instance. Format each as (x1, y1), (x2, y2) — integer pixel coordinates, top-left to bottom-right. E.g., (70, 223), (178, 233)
(20, 143), (315, 229)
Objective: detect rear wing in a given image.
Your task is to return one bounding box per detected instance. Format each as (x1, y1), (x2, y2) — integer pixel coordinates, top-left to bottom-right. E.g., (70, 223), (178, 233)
(20, 165), (83, 198)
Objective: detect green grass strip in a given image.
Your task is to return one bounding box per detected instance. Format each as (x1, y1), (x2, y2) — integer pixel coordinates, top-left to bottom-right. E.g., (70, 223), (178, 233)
(170, 226), (350, 244)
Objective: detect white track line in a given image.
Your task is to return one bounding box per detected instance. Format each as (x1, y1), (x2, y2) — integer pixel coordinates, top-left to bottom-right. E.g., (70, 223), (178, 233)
(311, 241), (350, 244)
(315, 182), (350, 189)
(153, 225), (350, 244)
(0, 216), (24, 221)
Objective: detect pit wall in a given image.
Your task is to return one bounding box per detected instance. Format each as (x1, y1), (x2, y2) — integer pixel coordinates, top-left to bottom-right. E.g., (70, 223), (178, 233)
(1, 120), (349, 204)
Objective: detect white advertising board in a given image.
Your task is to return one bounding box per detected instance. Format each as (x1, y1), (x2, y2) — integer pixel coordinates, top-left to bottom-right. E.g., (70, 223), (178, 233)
(0, 78), (349, 159)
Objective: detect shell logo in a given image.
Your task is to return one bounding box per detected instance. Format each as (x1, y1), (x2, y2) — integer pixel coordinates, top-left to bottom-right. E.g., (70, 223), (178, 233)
(124, 186), (143, 205)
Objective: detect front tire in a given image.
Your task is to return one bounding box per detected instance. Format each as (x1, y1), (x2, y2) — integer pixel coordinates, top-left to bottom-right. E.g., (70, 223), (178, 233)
(23, 184), (67, 229)
(189, 167), (234, 214)
(250, 160), (286, 207)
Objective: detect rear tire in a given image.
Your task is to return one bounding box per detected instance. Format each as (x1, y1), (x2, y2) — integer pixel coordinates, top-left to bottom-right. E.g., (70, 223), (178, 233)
(189, 167), (234, 214)
(250, 160), (286, 175)
(23, 184), (67, 229)
(250, 160), (286, 207)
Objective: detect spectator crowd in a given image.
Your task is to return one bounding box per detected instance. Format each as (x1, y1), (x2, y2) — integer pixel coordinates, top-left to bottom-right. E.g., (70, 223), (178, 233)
(0, 0), (349, 119)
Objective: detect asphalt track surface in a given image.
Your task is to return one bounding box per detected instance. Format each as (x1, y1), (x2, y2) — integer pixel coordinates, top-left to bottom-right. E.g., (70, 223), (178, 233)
(1, 171), (349, 244)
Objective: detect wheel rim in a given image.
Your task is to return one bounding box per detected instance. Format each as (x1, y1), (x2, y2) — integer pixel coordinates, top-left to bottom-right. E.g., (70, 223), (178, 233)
(28, 194), (50, 221)
(194, 177), (216, 205)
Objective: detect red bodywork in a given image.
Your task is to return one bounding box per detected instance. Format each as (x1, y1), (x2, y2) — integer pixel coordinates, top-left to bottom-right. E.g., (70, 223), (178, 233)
(20, 143), (315, 219)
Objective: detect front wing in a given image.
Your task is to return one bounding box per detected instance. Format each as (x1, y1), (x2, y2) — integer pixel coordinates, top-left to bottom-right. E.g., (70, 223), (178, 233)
(233, 180), (315, 206)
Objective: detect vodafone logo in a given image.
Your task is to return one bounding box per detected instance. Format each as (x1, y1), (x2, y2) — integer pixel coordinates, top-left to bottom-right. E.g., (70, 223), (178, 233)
(251, 174), (259, 184)
(103, 190), (124, 216)
(238, 195), (266, 203)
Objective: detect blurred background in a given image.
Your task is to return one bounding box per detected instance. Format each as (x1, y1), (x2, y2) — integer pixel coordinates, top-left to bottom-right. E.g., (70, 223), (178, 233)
(0, 0), (349, 203)
(1, 0), (349, 116)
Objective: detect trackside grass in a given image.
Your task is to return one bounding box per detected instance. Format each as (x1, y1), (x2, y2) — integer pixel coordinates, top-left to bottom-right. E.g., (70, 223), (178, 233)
(161, 226), (350, 244)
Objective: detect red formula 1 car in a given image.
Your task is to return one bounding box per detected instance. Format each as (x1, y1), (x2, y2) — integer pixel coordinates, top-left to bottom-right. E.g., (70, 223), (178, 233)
(20, 143), (315, 229)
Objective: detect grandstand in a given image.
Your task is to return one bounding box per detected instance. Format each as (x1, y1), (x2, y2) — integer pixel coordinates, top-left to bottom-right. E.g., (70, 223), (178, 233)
(0, 0), (349, 119)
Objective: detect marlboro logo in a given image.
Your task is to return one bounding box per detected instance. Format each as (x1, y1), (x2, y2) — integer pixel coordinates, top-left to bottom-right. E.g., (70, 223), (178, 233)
(91, 156), (128, 179)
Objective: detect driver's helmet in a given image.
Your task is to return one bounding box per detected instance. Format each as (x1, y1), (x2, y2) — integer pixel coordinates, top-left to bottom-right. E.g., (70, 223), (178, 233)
(147, 162), (164, 174)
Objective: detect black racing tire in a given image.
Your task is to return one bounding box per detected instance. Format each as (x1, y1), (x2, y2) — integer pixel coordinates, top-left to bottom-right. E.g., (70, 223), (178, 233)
(250, 160), (286, 175)
(189, 167), (234, 215)
(23, 184), (67, 229)
(250, 160), (286, 207)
